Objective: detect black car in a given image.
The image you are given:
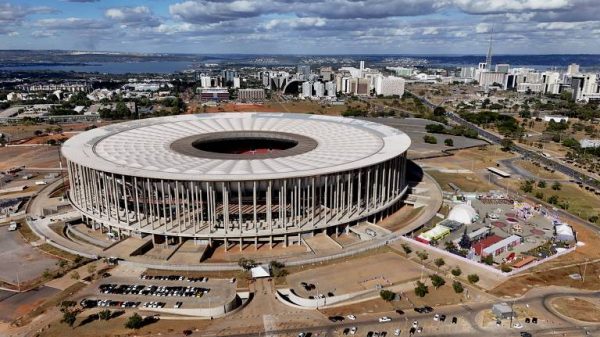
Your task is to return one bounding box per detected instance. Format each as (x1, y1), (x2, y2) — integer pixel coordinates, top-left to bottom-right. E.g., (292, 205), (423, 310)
(367, 331), (374, 337)
(424, 306), (434, 313)
(531, 317), (538, 324)
(439, 315), (446, 322)
(525, 318), (530, 324)
(451, 317), (458, 324)
(409, 327), (416, 336)
(414, 307), (425, 313)
(343, 328), (350, 335)
(520, 332), (532, 337)
(395, 309), (404, 315)
(328, 316), (344, 322)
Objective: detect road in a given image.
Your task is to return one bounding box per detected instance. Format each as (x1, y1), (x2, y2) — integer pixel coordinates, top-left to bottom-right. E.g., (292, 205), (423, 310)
(405, 91), (600, 191)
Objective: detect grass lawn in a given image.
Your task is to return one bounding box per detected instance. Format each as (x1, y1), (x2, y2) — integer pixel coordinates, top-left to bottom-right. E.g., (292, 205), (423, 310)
(514, 160), (568, 180)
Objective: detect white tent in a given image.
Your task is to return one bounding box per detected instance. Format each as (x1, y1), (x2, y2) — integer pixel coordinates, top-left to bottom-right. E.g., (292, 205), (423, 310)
(250, 265), (271, 278)
(555, 224), (575, 242)
(447, 203), (478, 225)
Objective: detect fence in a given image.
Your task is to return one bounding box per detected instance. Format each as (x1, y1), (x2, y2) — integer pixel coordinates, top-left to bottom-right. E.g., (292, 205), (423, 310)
(397, 235), (576, 277)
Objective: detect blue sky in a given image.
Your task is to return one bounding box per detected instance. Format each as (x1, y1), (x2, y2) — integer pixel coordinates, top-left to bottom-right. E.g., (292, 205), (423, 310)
(0, 0), (598, 54)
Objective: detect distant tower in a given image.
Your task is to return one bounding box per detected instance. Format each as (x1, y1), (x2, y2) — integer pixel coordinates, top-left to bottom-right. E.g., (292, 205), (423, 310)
(485, 26), (494, 71)
(359, 60), (365, 71)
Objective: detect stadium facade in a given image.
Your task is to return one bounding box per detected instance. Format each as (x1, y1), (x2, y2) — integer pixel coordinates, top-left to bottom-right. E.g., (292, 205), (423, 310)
(62, 113), (410, 249)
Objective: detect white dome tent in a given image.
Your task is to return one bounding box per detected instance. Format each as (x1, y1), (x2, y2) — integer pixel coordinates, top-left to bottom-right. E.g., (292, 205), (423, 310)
(447, 203), (478, 225)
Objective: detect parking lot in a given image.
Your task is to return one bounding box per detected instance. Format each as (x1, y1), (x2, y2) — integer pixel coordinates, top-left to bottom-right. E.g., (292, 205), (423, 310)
(77, 272), (237, 311)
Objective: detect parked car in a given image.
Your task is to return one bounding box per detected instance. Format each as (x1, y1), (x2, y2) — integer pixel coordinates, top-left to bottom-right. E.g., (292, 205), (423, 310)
(394, 329), (401, 336)
(451, 317), (458, 324)
(347, 314), (356, 320)
(379, 316), (392, 323)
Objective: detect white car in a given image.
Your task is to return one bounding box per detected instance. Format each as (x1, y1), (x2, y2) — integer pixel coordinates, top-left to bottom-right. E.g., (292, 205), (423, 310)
(513, 323), (523, 329)
(394, 328), (401, 336)
(412, 321), (419, 328)
(347, 314), (356, 320)
(379, 316), (392, 323)
(350, 327), (357, 335)
(433, 314), (440, 321)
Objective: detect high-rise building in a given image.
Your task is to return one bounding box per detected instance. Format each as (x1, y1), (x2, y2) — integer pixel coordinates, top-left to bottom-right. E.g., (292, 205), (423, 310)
(567, 63), (580, 75)
(200, 76), (212, 88)
(359, 61), (365, 77)
(320, 66), (333, 81)
(460, 67), (476, 79)
(485, 28), (494, 71)
(325, 81), (336, 97)
(301, 81), (312, 98)
(495, 64), (510, 73)
(479, 72), (506, 88)
(298, 64), (311, 79)
(313, 81), (325, 98)
(350, 78), (369, 95)
(375, 76), (405, 97)
(222, 70), (238, 83)
(233, 77), (241, 89)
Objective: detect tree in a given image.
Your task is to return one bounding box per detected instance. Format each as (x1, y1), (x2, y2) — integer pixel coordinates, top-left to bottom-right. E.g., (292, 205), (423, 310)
(467, 274), (480, 284)
(500, 264), (512, 273)
(433, 106), (446, 116)
(482, 255), (494, 265)
(414, 281), (429, 297)
(500, 138), (513, 151)
(87, 264), (97, 277)
(61, 310), (77, 327)
(125, 313), (144, 330)
(537, 181), (547, 188)
(425, 123), (445, 133)
(548, 195), (559, 205)
(458, 229), (471, 249)
(99, 309), (112, 321)
(520, 180), (534, 193)
(434, 258), (445, 269)
(451, 267), (462, 277)
(380, 289), (396, 302)
(237, 257), (257, 271)
(452, 281), (464, 294)
(401, 243), (412, 254)
(552, 181), (562, 191)
(416, 251), (429, 261)
(444, 138), (454, 147)
(430, 274), (446, 289)
(423, 135), (438, 144)
(269, 260), (288, 278)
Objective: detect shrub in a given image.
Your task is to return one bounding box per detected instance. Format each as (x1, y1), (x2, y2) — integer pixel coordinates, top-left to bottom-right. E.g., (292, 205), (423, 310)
(125, 313), (144, 330)
(451, 267), (462, 277)
(423, 135), (438, 144)
(430, 274), (446, 289)
(414, 281), (429, 297)
(467, 274), (479, 284)
(452, 281), (464, 293)
(444, 138), (454, 146)
(380, 289), (396, 302)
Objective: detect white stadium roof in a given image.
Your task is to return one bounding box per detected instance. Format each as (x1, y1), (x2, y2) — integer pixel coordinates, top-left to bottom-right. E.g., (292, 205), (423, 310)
(62, 113), (411, 181)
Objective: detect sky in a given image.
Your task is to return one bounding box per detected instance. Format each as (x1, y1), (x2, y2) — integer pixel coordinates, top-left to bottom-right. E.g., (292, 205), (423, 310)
(0, 0), (599, 54)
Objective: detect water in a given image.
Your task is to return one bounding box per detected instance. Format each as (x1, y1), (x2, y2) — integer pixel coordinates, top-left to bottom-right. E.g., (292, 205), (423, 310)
(0, 61), (194, 74)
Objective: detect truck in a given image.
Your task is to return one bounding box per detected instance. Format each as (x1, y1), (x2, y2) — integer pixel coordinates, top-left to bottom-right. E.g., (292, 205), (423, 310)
(35, 180), (47, 185)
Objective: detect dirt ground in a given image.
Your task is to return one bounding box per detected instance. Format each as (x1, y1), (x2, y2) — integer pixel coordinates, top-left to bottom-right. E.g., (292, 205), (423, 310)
(550, 297), (600, 323)
(420, 145), (517, 171)
(378, 205), (423, 232)
(491, 220), (600, 296)
(0, 145), (62, 170)
(39, 314), (213, 337)
(286, 252), (421, 295)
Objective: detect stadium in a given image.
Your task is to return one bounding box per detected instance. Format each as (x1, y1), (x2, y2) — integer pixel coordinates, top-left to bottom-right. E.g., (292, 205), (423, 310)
(62, 113), (410, 250)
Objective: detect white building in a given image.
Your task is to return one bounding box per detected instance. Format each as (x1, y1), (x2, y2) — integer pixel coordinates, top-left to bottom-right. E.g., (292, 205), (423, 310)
(479, 72), (505, 87)
(237, 88), (265, 101)
(375, 76), (405, 97)
(460, 67), (476, 79)
(200, 76), (212, 88)
(325, 81), (336, 98)
(543, 115), (569, 123)
(517, 83), (544, 93)
(233, 77), (241, 89)
(301, 81), (312, 98)
(313, 82), (325, 98)
(580, 139), (600, 148)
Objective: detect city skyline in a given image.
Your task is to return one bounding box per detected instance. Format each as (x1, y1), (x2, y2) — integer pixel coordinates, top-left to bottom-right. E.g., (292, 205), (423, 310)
(0, 0), (599, 54)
